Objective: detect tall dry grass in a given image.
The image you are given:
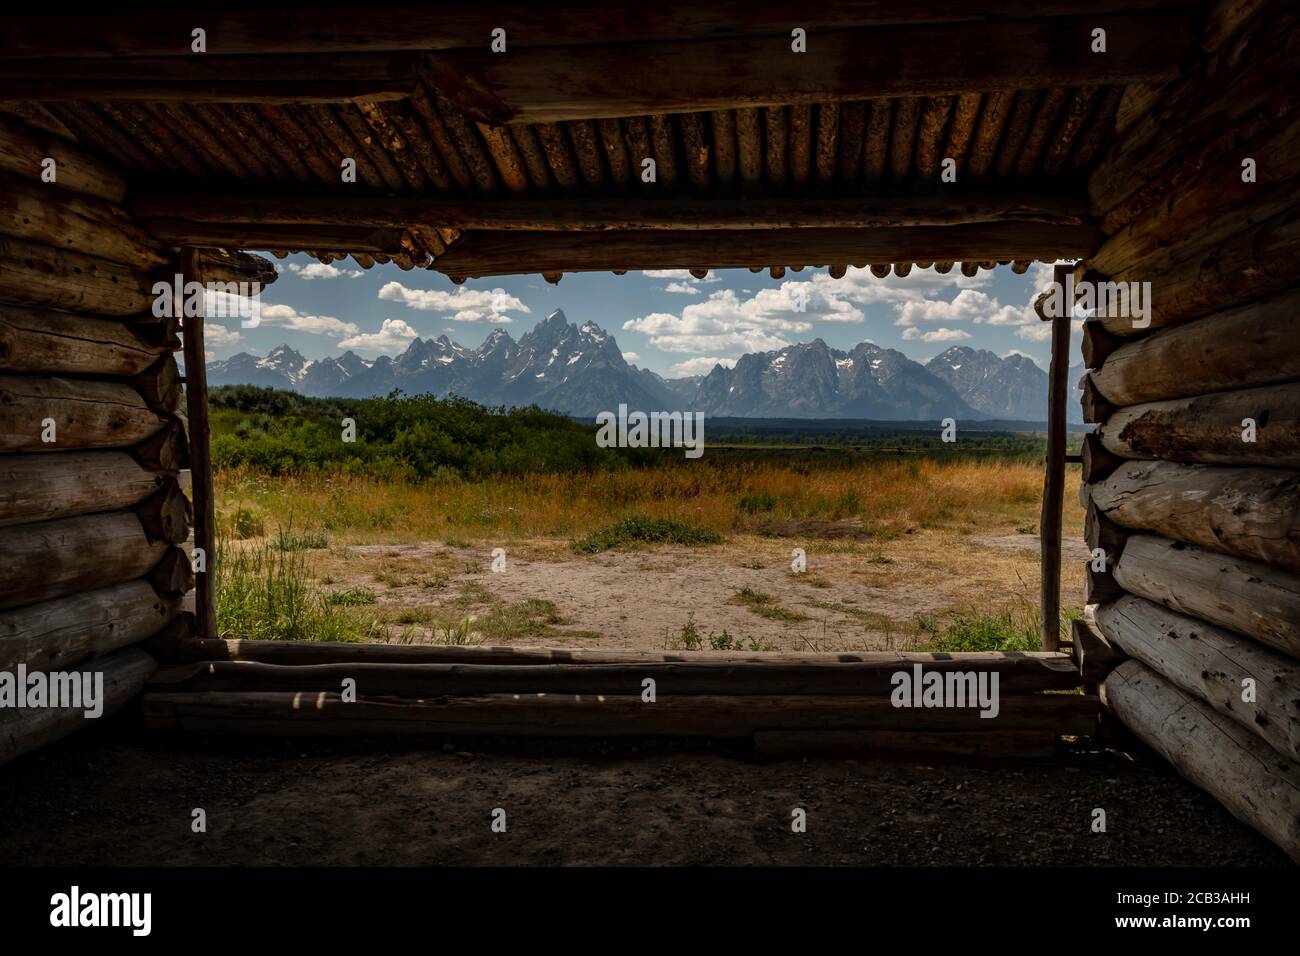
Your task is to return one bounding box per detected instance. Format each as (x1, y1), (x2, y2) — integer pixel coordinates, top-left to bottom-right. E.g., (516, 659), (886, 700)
(216, 458), (1083, 545)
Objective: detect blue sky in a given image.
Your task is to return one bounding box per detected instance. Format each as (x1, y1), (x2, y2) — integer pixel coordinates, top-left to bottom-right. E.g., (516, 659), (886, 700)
(207, 253), (1084, 378)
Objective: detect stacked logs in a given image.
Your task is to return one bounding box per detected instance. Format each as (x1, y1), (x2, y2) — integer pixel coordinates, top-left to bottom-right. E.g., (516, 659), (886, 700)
(0, 111), (196, 765)
(1075, 6), (1300, 863)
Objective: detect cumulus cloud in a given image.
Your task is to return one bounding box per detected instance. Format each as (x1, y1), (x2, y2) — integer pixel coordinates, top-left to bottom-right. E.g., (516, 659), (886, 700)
(901, 327), (972, 343)
(623, 282), (861, 355)
(662, 281), (700, 294)
(377, 282), (530, 322)
(288, 262), (364, 280)
(644, 268), (722, 293)
(204, 324), (244, 347)
(338, 318), (420, 352)
(256, 302), (359, 336)
(621, 351), (640, 363)
(667, 356), (735, 377)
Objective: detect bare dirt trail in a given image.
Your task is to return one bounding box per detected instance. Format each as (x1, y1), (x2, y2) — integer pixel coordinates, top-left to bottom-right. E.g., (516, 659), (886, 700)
(318, 529), (1089, 651)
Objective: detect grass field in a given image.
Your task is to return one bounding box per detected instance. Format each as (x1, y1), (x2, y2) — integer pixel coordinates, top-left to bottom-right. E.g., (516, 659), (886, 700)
(212, 449), (1086, 653)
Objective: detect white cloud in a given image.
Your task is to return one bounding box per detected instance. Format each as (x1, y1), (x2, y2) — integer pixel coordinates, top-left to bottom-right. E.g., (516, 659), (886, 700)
(901, 327), (972, 343)
(623, 282), (863, 355)
(204, 324), (244, 347)
(621, 351), (640, 363)
(644, 268), (722, 293)
(377, 282), (529, 323)
(663, 281), (700, 294)
(256, 302), (359, 337)
(895, 289), (1001, 326)
(667, 356), (735, 377)
(288, 262), (364, 280)
(337, 318), (420, 352)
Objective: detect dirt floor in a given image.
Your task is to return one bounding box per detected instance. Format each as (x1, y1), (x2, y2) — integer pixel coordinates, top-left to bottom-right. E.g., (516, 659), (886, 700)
(0, 716), (1288, 867)
(312, 528), (1089, 652)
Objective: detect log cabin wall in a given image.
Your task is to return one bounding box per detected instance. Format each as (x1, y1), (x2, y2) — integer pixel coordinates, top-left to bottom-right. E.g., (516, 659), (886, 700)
(0, 108), (193, 765)
(1078, 2), (1300, 861)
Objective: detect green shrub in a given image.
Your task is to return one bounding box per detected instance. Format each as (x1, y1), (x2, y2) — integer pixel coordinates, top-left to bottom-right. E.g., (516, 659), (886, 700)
(572, 516), (723, 553)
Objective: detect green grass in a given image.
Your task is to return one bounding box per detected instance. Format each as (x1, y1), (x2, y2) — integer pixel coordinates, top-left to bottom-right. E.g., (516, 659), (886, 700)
(323, 587), (377, 606)
(731, 587), (810, 622)
(273, 528), (329, 551)
(215, 543), (383, 642)
(572, 516), (723, 554)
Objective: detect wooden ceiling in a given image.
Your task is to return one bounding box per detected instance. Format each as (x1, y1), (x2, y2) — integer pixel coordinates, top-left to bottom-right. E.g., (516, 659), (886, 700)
(0, 1), (1210, 280)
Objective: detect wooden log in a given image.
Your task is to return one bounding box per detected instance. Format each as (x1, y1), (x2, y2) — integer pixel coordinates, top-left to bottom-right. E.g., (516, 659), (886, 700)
(0, 112), (127, 203)
(0, 647), (157, 767)
(148, 546), (195, 597)
(196, 249), (278, 288)
(140, 220), (409, 254)
(1101, 660), (1300, 863)
(0, 511), (167, 611)
(1081, 431), (1124, 484)
(0, 374), (165, 453)
(434, 222), (1103, 278)
(1097, 203), (1300, 337)
(130, 189), (1093, 231)
(1097, 382), (1300, 468)
(0, 3), (1200, 57)
(1080, 374), (1115, 425)
(130, 354), (182, 414)
(1096, 594), (1300, 761)
(0, 53), (421, 103)
(424, 13), (1195, 124)
(141, 690), (1100, 737)
(133, 478), (192, 545)
(0, 305), (168, 376)
(753, 729), (1057, 760)
(0, 579), (178, 673)
(1088, 460), (1300, 574)
(1090, 109), (1300, 277)
(1090, 289), (1300, 406)
(1113, 534), (1300, 658)
(129, 416), (188, 473)
(1083, 500), (1127, 567)
(1085, 564), (1125, 604)
(148, 654), (1082, 697)
(178, 638), (1077, 669)
(0, 450), (167, 528)
(1088, 5), (1299, 228)
(1081, 318), (1124, 370)
(181, 248), (216, 639)
(0, 171), (168, 268)
(0, 238), (152, 315)
(1071, 617), (1126, 686)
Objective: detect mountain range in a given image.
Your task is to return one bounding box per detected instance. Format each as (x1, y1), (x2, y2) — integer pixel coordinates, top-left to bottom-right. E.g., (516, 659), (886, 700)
(206, 309), (1083, 422)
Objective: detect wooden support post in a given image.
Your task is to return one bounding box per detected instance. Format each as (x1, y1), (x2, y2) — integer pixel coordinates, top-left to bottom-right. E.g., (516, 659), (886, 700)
(1038, 263), (1072, 650)
(179, 248), (216, 640)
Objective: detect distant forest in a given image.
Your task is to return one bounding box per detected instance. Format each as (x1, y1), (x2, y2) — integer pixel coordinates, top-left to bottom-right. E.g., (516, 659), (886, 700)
(207, 385), (1066, 479)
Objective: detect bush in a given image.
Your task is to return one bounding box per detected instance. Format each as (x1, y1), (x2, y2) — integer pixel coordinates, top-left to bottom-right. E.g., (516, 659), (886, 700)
(572, 516), (723, 553)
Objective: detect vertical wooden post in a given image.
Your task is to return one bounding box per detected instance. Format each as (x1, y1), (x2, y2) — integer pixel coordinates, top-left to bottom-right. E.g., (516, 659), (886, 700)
(180, 247), (217, 641)
(1038, 263), (1072, 651)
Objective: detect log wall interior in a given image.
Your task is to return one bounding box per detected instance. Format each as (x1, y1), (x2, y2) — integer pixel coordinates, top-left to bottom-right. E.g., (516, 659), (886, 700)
(0, 109), (190, 765)
(1078, 2), (1300, 862)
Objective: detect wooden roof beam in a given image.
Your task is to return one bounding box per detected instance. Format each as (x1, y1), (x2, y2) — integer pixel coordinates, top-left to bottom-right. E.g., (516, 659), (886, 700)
(0, 2), (1199, 58)
(430, 222), (1104, 278)
(131, 190), (1094, 234)
(0, 53), (421, 103)
(426, 12), (1198, 124)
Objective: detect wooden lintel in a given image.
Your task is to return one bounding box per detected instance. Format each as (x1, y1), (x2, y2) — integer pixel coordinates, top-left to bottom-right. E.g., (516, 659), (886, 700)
(430, 223), (1103, 277)
(130, 190), (1092, 233)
